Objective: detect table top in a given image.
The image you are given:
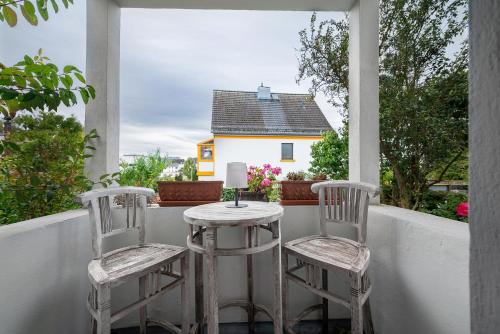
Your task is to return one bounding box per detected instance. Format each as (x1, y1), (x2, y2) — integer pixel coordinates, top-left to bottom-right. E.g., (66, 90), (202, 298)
(183, 201), (284, 228)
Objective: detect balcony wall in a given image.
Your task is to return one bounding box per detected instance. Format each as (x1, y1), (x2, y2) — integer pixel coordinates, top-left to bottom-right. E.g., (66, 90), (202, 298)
(0, 205), (469, 334)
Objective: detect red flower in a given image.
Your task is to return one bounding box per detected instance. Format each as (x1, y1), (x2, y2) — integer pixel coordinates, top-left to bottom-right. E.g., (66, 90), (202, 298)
(456, 202), (469, 217)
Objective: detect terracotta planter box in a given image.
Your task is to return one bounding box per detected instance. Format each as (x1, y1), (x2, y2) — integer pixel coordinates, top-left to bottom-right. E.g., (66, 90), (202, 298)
(279, 180), (321, 206)
(157, 181), (223, 207)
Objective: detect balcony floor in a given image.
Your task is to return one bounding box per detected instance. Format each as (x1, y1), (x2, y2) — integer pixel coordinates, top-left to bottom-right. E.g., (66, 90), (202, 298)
(113, 320), (351, 333)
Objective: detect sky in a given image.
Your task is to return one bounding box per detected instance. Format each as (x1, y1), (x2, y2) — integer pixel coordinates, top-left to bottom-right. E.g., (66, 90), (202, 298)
(0, 2), (344, 159)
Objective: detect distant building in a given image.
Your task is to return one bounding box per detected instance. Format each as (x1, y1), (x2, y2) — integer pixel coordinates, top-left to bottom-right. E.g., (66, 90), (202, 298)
(197, 84), (332, 180)
(429, 180), (468, 193)
(120, 154), (143, 165)
(162, 157), (186, 177)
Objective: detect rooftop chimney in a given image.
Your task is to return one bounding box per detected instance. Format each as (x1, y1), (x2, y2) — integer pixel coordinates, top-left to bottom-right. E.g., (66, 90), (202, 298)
(257, 83), (271, 100)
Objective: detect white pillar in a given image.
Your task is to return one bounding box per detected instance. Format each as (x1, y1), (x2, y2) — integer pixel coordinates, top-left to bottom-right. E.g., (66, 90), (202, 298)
(469, 1), (500, 332)
(348, 0), (379, 196)
(85, 0), (120, 182)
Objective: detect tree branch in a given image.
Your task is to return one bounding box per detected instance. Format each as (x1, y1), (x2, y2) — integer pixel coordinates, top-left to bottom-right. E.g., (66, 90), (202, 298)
(428, 149), (465, 186)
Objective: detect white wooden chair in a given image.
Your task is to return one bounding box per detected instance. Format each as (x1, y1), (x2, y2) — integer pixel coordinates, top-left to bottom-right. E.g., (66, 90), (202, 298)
(77, 186), (190, 334)
(282, 181), (379, 334)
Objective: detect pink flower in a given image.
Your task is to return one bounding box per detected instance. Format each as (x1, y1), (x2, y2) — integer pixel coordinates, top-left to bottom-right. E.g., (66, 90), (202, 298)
(260, 178), (271, 187)
(456, 202), (469, 217)
(272, 167), (282, 176)
(249, 165), (256, 171)
(263, 163), (271, 169)
(259, 169), (266, 176)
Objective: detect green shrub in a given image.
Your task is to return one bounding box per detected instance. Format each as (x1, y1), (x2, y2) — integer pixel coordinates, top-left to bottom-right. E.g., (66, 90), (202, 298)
(222, 188), (235, 201)
(0, 112), (94, 225)
(286, 171), (306, 181)
(420, 191), (468, 223)
(118, 150), (169, 192)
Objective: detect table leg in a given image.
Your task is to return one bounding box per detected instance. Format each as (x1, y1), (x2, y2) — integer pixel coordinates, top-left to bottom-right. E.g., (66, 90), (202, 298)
(206, 227), (219, 334)
(246, 226), (255, 334)
(271, 221), (282, 333)
(195, 227), (204, 334)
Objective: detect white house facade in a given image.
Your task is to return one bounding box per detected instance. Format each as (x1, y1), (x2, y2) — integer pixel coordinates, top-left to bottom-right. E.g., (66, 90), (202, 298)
(197, 85), (332, 181)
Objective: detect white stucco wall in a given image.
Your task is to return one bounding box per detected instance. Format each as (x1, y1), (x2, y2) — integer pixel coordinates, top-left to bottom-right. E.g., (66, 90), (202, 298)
(0, 205), (469, 334)
(203, 137), (320, 182)
(0, 210), (91, 334)
(469, 1), (500, 332)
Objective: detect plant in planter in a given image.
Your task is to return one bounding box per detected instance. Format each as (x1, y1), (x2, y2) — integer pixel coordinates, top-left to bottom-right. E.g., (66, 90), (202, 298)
(280, 171), (327, 206)
(241, 164), (281, 202)
(157, 180), (223, 207)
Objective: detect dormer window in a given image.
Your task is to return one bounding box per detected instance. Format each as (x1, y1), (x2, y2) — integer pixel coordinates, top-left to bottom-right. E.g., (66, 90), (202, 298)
(201, 145), (213, 161)
(198, 139), (215, 162)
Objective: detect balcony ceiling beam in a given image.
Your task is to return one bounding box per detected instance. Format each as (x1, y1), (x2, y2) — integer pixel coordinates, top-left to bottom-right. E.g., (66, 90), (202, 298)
(115, 0), (356, 11)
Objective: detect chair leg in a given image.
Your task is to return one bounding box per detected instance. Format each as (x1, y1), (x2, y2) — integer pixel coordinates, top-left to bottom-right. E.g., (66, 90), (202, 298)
(350, 273), (363, 334)
(322, 269), (328, 333)
(139, 276), (147, 334)
(282, 251), (289, 333)
(89, 285), (98, 334)
(181, 254), (191, 334)
(363, 298), (375, 334)
(96, 284), (111, 334)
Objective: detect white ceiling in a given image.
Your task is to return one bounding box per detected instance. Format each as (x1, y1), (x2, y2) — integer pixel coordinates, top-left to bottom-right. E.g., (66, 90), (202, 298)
(116, 0), (356, 11)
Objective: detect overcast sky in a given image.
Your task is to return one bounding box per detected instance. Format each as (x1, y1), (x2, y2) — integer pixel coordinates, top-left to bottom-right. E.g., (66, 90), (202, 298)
(0, 2), (343, 158)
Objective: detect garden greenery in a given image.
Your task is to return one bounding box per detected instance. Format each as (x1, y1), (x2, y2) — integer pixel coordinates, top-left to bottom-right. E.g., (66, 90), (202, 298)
(0, 112), (100, 224)
(297, 0), (468, 210)
(118, 150), (170, 192)
(1, 4), (102, 225)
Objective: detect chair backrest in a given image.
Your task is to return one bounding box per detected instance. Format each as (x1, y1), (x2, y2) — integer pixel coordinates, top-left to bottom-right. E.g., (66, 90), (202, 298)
(311, 181), (380, 245)
(76, 186), (155, 259)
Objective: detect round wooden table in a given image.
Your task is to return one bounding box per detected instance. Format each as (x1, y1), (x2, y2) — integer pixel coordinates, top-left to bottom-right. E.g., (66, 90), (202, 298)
(183, 201), (284, 334)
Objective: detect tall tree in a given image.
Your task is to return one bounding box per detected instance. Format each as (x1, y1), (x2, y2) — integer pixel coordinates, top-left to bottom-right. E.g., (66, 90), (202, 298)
(297, 0), (468, 209)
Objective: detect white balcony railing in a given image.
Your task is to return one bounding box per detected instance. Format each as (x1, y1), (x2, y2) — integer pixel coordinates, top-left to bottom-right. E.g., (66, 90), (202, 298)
(0, 205), (469, 334)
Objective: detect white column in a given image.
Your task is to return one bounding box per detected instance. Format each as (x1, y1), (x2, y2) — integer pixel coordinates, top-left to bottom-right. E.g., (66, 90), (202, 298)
(85, 0), (120, 182)
(469, 1), (500, 332)
(348, 0), (379, 196)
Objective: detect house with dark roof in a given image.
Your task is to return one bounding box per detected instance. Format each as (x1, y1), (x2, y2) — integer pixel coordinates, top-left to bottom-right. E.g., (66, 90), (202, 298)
(197, 84), (333, 180)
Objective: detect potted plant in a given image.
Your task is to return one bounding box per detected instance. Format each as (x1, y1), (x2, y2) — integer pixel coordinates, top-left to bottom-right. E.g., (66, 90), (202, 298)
(240, 164), (281, 202)
(279, 171), (327, 206)
(157, 180), (223, 207)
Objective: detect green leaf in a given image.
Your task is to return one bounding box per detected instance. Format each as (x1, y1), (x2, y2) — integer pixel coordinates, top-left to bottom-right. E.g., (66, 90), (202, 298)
(74, 72), (86, 84)
(63, 65), (78, 73)
(4, 141), (20, 152)
(21, 0), (38, 26)
(61, 0), (69, 8)
(50, 0), (59, 13)
(23, 55), (34, 65)
(14, 75), (27, 88)
(3, 6), (18, 27)
(30, 175), (41, 186)
(60, 75), (73, 89)
(99, 174), (110, 180)
(68, 90), (77, 104)
(79, 88), (89, 104)
(36, 0), (49, 21)
(0, 88), (19, 100)
(0, 11), (5, 22)
(87, 85), (95, 99)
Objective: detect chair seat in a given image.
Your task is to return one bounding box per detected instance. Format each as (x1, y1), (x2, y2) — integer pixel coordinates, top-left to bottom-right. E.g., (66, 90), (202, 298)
(88, 243), (187, 286)
(283, 235), (369, 273)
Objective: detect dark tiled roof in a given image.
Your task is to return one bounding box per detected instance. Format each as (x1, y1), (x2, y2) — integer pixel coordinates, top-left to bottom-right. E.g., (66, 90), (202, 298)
(211, 90), (333, 136)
